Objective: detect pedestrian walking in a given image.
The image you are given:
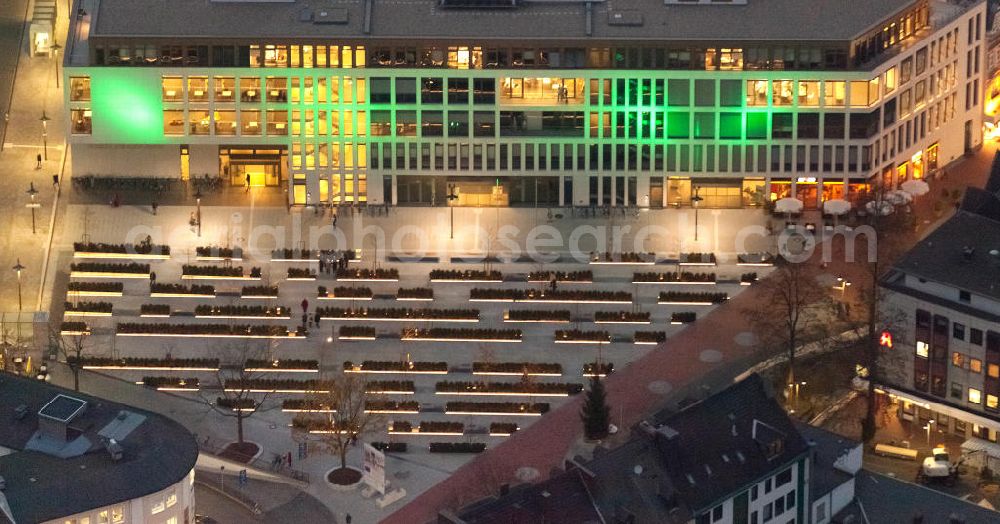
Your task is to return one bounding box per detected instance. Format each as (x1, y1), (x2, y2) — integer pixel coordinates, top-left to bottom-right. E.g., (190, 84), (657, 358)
(52, 174), (59, 188)
(36, 154), (42, 169)
(301, 298), (309, 313)
(245, 173), (251, 192)
(151, 200), (158, 215)
(112, 193), (121, 207)
(345, 513), (352, 524)
(302, 313), (308, 326)
(287, 451), (292, 467)
(313, 312), (321, 326)
(332, 212), (338, 228)
(319, 258), (326, 273)
(149, 271), (157, 284)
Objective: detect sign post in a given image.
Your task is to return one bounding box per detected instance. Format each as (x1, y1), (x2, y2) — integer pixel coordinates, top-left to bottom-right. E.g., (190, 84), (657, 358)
(362, 442), (386, 495)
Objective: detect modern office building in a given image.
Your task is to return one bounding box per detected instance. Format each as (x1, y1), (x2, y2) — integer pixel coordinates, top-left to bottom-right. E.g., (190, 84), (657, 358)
(63, 0), (987, 207)
(0, 373), (199, 524)
(878, 153), (1000, 468)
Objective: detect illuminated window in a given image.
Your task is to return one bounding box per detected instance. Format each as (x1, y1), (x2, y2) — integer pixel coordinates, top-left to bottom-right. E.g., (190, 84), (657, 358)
(988, 395), (999, 410)
(971, 358), (983, 373)
(240, 77), (261, 103)
(213, 77), (235, 102)
(969, 388), (982, 404)
(849, 81), (872, 107)
(189, 110), (210, 136)
(916, 341), (929, 358)
(989, 364), (1000, 378)
(111, 506), (124, 524)
(241, 110), (261, 136)
(746, 80), (768, 106)
(152, 500), (165, 514)
(214, 110), (237, 136)
(824, 81), (845, 106)
(772, 80), (793, 106)
(884, 66), (897, 93)
(166, 491), (177, 508)
(266, 110), (288, 136)
(952, 351), (964, 367)
(69, 76), (90, 101)
(71, 109), (92, 135)
(798, 81), (820, 106)
(162, 76), (183, 102)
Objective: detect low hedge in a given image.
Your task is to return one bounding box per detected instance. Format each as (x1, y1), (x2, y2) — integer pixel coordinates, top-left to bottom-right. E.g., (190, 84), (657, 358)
(74, 242), (169, 256)
(142, 377), (199, 389)
(421, 421), (463, 433)
(554, 330), (611, 342)
(591, 252), (655, 263)
(445, 401), (550, 414)
(429, 442), (486, 453)
(272, 248), (315, 260)
(366, 400), (420, 412)
(397, 287), (433, 300)
(224, 379), (325, 391)
(490, 422), (518, 435)
(60, 322), (89, 333)
(71, 262), (150, 274)
(68, 356), (219, 369)
(194, 305), (290, 318)
(366, 380), (415, 393)
(345, 360), (448, 373)
(583, 362), (614, 376)
(182, 264), (260, 278)
(737, 252), (775, 265)
(242, 285), (278, 297)
(337, 268), (399, 280)
(196, 246), (240, 259)
(150, 283), (214, 295)
(281, 400), (333, 412)
(671, 312), (697, 323)
(471, 289), (632, 302)
(372, 442), (407, 453)
(401, 328), (521, 341)
(68, 282), (124, 293)
(140, 304), (171, 316)
(216, 397), (256, 410)
(505, 309), (571, 322)
(287, 268), (316, 279)
(319, 307), (478, 321)
(429, 269), (502, 281)
(472, 362), (562, 375)
(679, 252), (717, 264)
(658, 291), (728, 304)
(245, 359), (318, 371)
(436, 381), (583, 395)
(633, 271), (716, 283)
(741, 272), (759, 284)
(117, 323), (293, 337)
(595, 311), (650, 323)
(340, 326), (376, 339)
(527, 270), (592, 282)
(634, 331), (666, 344)
(64, 301), (112, 313)
(319, 286), (373, 299)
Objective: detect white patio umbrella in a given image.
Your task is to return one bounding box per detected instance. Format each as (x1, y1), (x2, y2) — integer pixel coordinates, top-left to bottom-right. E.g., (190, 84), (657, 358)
(774, 197), (804, 214)
(886, 189), (914, 206)
(865, 200), (894, 216)
(822, 199), (851, 228)
(900, 179), (930, 196)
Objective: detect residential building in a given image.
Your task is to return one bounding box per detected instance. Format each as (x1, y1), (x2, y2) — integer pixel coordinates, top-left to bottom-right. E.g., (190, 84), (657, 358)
(444, 374), (862, 524)
(62, 0), (986, 207)
(0, 373), (199, 524)
(879, 151), (1000, 469)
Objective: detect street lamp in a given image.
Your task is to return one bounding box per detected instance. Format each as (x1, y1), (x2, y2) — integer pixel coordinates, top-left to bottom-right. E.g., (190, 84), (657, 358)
(691, 186), (704, 242)
(26, 183), (39, 234)
(924, 420), (935, 444)
(40, 112), (51, 161)
(12, 260), (24, 314)
(446, 184), (458, 239)
(194, 188), (203, 238)
(834, 277), (852, 298)
(51, 41), (62, 89)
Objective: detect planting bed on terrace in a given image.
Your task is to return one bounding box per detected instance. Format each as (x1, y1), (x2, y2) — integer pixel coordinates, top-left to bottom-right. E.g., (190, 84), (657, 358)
(287, 268), (317, 280)
(390, 421), (464, 435)
(150, 283), (215, 297)
(281, 399), (335, 412)
(216, 397), (256, 411)
(271, 248), (316, 261)
(366, 380), (416, 394)
(73, 242), (170, 258)
(503, 309), (571, 323)
(116, 323), (298, 338)
(372, 442), (407, 453)
(318, 307), (478, 322)
(429, 442), (486, 453)
(344, 360), (448, 374)
(140, 304), (171, 317)
(740, 272), (759, 285)
(336, 268), (399, 281)
(634, 331), (667, 345)
(472, 362), (562, 376)
(671, 312), (697, 324)
(60, 322), (90, 335)
(244, 359), (318, 372)
(339, 326), (376, 340)
(401, 328), (521, 342)
(318, 286), (373, 300)
(142, 377), (199, 391)
(196, 246), (242, 260)
(583, 362), (614, 377)
(241, 285), (279, 298)
(554, 329), (611, 343)
(181, 265), (261, 279)
(194, 305), (291, 319)
(397, 287), (433, 301)
(435, 381), (583, 396)
(223, 378), (327, 393)
(70, 262), (150, 277)
(594, 311), (650, 324)
(657, 291), (728, 305)
(527, 270), (592, 283)
(632, 271), (716, 284)
(429, 269), (502, 282)
(490, 422), (519, 436)
(63, 301), (113, 316)
(67, 282), (124, 296)
(470, 288), (631, 303)
(590, 252), (656, 265)
(445, 401), (550, 415)
(679, 252), (717, 266)
(70, 356), (219, 371)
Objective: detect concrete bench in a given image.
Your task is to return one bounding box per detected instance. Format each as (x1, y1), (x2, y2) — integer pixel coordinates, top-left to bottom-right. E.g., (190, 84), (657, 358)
(873, 443), (919, 460)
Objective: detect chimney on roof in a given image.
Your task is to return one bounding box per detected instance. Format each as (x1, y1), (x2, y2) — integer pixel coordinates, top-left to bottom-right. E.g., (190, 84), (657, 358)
(105, 438), (123, 462)
(948, 515), (966, 524)
(729, 413), (737, 437)
(962, 246), (976, 260)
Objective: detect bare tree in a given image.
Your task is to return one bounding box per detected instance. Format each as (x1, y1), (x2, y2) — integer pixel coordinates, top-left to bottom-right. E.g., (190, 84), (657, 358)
(49, 329), (94, 391)
(744, 256), (835, 395)
(202, 341), (275, 446)
(294, 373), (385, 473)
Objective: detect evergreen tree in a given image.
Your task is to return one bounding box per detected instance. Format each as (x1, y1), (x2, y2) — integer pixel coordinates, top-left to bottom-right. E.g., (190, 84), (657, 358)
(580, 374), (611, 440)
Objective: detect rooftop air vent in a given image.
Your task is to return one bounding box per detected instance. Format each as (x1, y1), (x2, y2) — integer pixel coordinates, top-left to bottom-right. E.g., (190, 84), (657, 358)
(14, 404), (28, 420)
(962, 246), (976, 261)
(607, 10), (642, 26)
(105, 438), (123, 461)
(314, 8), (349, 24)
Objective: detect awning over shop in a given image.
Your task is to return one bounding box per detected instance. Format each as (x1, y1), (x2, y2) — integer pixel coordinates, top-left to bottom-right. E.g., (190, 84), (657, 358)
(879, 385), (1000, 432)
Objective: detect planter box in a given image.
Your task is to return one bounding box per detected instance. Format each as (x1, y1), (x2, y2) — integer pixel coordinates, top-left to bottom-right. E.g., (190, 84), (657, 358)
(737, 253), (775, 267)
(182, 275), (259, 281)
(74, 252), (170, 260)
(339, 335), (377, 341)
(118, 332), (300, 339)
(589, 253), (656, 266)
(678, 253), (718, 266)
(70, 271), (150, 279)
(594, 312), (651, 325)
(64, 310), (112, 317)
(472, 362), (562, 377)
(244, 367), (318, 373)
(66, 290), (123, 297)
(344, 361), (448, 375)
(634, 331), (667, 345)
(85, 364), (218, 371)
(554, 330), (611, 344)
(196, 256), (243, 262)
(150, 292), (216, 298)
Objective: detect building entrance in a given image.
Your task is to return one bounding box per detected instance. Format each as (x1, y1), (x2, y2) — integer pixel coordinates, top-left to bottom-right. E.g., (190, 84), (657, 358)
(219, 147), (286, 187)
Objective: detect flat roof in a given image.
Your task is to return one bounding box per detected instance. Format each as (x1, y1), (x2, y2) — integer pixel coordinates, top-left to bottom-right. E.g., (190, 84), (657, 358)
(91, 0), (917, 42)
(0, 374), (198, 524)
(38, 394), (87, 423)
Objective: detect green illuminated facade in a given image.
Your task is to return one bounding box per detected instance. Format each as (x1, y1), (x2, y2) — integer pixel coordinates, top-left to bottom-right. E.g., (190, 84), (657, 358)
(63, 0), (986, 207)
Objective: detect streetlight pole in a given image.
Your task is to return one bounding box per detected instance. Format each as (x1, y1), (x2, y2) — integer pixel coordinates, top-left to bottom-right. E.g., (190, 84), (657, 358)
(194, 188), (203, 238)
(40, 112), (51, 161)
(446, 184), (458, 239)
(51, 41), (62, 89)
(26, 183), (39, 234)
(12, 260), (24, 315)
(691, 186), (704, 242)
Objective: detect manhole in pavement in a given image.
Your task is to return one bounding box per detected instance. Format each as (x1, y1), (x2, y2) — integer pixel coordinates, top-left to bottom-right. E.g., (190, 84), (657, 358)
(515, 467), (540, 482)
(699, 349), (723, 363)
(733, 332), (757, 347)
(647, 381), (673, 395)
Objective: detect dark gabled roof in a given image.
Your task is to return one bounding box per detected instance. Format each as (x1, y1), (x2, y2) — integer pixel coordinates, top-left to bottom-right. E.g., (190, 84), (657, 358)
(647, 374), (810, 513)
(457, 468), (603, 524)
(793, 422), (859, 499)
(856, 470), (1000, 523)
(0, 374), (198, 524)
